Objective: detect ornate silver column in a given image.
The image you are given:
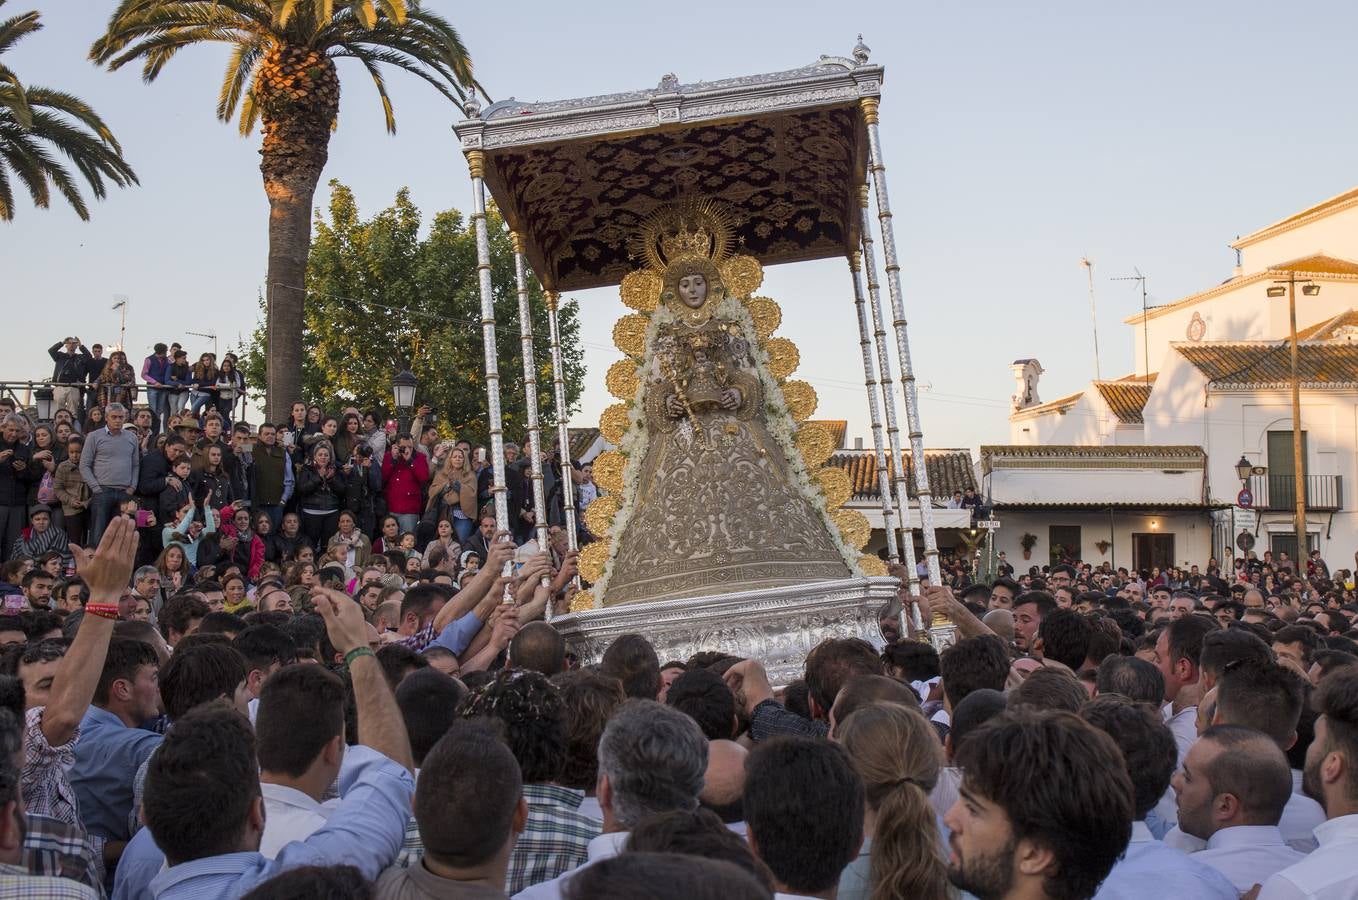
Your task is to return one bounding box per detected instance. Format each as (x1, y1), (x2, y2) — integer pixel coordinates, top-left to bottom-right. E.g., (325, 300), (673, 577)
(847, 252), (900, 565)
(466, 149), (512, 581)
(511, 233), (551, 559)
(544, 291), (580, 583)
(862, 97), (942, 588)
(858, 195), (919, 596)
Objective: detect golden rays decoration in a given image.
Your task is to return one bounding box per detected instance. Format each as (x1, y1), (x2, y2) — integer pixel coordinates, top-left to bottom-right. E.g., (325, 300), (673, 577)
(619, 270), (662, 312)
(591, 451), (626, 494)
(858, 555), (888, 577)
(612, 314), (650, 359)
(578, 541), (611, 583)
(599, 404), (631, 446)
(795, 422), (835, 468)
(814, 466), (853, 509)
(781, 380), (817, 421)
(746, 296), (782, 339)
(833, 508), (872, 550)
(605, 360), (641, 401)
(765, 337), (800, 380)
(582, 495), (622, 537)
(568, 589), (596, 613)
(719, 254), (764, 298)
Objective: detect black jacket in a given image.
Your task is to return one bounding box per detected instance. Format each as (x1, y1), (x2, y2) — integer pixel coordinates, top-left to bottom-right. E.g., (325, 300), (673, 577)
(137, 450), (176, 501)
(297, 464), (347, 513)
(0, 439), (35, 507)
(48, 343), (89, 384)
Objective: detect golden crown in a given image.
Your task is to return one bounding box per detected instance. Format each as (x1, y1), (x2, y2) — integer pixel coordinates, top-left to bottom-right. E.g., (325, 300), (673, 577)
(630, 198), (739, 272)
(660, 225), (715, 262)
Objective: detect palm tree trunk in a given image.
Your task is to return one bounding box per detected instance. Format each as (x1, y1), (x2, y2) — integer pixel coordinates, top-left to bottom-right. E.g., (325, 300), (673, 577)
(257, 48), (339, 422)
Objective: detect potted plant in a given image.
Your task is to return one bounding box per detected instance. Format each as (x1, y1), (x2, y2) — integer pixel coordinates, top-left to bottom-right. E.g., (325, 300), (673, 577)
(1020, 532), (1038, 560)
(1095, 539), (1112, 556)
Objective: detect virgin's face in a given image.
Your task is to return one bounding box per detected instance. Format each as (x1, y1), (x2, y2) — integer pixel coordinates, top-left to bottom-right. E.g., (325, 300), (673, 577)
(677, 274), (707, 308)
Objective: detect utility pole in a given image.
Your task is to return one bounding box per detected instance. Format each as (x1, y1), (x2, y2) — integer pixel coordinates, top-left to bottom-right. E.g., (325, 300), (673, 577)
(1080, 257), (1103, 380)
(186, 330), (218, 359)
(1113, 270), (1150, 383)
(111, 296), (128, 351)
(1266, 272), (1314, 559)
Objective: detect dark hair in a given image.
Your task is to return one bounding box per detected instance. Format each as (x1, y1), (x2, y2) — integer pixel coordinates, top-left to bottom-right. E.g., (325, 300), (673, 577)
(399, 583), (448, 626)
(1215, 659), (1305, 749)
(1015, 590), (1058, 619)
(144, 705), (259, 865)
(1198, 724), (1294, 826)
(159, 594), (209, 641)
(1274, 625), (1321, 667)
(948, 688), (1007, 754)
(880, 640), (940, 681)
(256, 665), (347, 777)
(1096, 656), (1166, 704)
(782, 680), (811, 720)
(665, 668), (736, 740)
(563, 853), (769, 900)
(939, 634), (1009, 708)
(625, 808), (773, 891)
(375, 643), (428, 692)
(1313, 666), (1358, 803)
(1037, 609), (1092, 670)
(0, 677), (22, 721)
(231, 624), (297, 674)
(1108, 607), (1146, 639)
(1199, 628), (1273, 681)
(1165, 614), (1218, 669)
(1312, 649), (1358, 681)
(955, 711), (1133, 900)
(600, 633), (661, 701)
(240, 865), (372, 900)
(552, 670), (625, 791)
(281, 614), (326, 659)
(95, 639), (159, 706)
(1008, 668), (1088, 714)
(0, 708), (22, 808)
(509, 621), (566, 676)
(159, 642), (247, 720)
(805, 638), (881, 713)
(416, 723), (523, 868)
(197, 611), (248, 636)
(1080, 696), (1177, 820)
(395, 668), (467, 766)
(744, 737), (863, 894)
(830, 673), (919, 734)
(458, 668), (565, 783)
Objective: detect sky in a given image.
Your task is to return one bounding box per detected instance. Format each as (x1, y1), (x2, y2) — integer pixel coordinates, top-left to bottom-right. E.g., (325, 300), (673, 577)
(5, 0), (1357, 454)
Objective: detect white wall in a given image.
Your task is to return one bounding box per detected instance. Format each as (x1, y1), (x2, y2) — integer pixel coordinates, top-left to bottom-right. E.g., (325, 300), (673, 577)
(1238, 202), (1358, 276)
(992, 509), (1213, 575)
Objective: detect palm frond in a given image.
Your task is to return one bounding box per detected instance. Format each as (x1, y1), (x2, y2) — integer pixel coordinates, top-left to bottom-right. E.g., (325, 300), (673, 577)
(23, 87), (128, 154)
(91, 0), (271, 65)
(0, 158), (14, 220)
(236, 87), (260, 136)
(0, 8), (41, 57)
(217, 38), (265, 122)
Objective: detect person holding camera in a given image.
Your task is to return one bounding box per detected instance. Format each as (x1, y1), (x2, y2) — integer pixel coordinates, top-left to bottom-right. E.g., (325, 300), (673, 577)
(381, 433), (429, 536)
(298, 439), (349, 547)
(343, 442), (382, 536)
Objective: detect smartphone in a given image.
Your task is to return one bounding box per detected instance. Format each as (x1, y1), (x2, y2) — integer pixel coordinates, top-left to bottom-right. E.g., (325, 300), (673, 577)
(475, 448), (487, 465)
(282, 431), (295, 447)
(135, 509), (153, 528)
(2, 595), (24, 614)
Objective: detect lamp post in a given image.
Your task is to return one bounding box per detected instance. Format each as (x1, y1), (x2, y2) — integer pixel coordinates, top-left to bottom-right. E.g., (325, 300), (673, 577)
(392, 369), (418, 436)
(1265, 275), (1313, 560)
(33, 388), (54, 423)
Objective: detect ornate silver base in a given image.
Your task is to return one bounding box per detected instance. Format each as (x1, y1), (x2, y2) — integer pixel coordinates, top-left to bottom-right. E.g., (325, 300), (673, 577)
(553, 577), (899, 686)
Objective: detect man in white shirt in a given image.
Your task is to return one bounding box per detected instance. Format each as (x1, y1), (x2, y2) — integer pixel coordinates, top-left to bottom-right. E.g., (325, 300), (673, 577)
(1261, 667), (1358, 899)
(1172, 725), (1307, 891)
(513, 699), (707, 899)
(1155, 615), (1216, 765)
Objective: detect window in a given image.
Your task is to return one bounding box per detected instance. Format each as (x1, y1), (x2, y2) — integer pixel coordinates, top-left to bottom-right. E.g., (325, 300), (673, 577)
(1049, 525), (1081, 565)
(1266, 430), (1308, 509)
(1268, 532), (1316, 561)
(1132, 533), (1174, 573)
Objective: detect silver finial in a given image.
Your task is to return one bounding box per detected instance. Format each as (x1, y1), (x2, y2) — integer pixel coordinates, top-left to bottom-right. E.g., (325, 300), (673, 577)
(462, 90), (482, 119)
(852, 35), (870, 64)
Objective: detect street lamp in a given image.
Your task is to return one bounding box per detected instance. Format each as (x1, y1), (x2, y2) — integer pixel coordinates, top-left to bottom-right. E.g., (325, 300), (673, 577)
(33, 388), (53, 422)
(1235, 455), (1253, 485)
(392, 369), (418, 435)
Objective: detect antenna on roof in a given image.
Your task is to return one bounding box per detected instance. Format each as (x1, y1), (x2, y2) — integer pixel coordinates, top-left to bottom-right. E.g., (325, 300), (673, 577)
(1112, 269), (1150, 385)
(1080, 257), (1103, 381)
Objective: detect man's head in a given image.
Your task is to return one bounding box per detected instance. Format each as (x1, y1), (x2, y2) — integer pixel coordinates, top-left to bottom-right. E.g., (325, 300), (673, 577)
(508, 621), (566, 676)
(231, 624), (297, 699)
(1169, 594), (1197, 621)
(104, 403), (127, 431)
(939, 635), (1009, 711)
(15, 641), (65, 709)
(1214, 659), (1305, 750)
(1012, 592), (1057, 654)
(95, 638), (161, 724)
(415, 724), (527, 875)
(459, 668), (566, 784)
(744, 737), (864, 897)
(665, 668), (737, 741)
(552, 670), (625, 793)
(1198, 627), (1273, 691)
(1274, 625), (1320, 669)
(988, 578), (1019, 610)
(0, 708), (24, 865)
(1303, 666), (1358, 816)
(256, 664), (347, 783)
(144, 705), (260, 865)
(21, 570), (54, 609)
(1173, 724), (1293, 841)
(945, 711), (1133, 900)
(1034, 608), (1092, 671)
(398, 583), (448, 635)
(1155, 615), (1216, 702)
(396, 668), (467, 766)
(804, 637), (882, 720)
(1048, 565), (1076, 590)
(158, 641), (248, 720)
(600, 633), (661, 701)
(1081, 695), (1178, 822)
(1095, 655), (1166, 705)
(159, 594), (209, 646)
(596, 699), (707, 831)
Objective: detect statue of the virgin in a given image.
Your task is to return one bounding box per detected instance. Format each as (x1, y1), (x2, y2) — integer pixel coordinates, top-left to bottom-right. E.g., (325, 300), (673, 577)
(574, 200), (879, 609)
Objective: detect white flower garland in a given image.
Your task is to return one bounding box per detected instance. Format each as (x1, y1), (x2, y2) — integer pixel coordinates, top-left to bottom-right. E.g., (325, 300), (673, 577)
(589, 295), (861, 607)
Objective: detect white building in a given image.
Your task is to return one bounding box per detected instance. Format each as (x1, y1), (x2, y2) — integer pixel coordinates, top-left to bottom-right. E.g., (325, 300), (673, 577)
(985, 187), (1358, 574)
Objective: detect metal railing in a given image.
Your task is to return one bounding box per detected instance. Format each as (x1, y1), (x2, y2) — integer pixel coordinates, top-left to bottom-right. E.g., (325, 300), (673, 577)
(1248, 474), (1344, 511)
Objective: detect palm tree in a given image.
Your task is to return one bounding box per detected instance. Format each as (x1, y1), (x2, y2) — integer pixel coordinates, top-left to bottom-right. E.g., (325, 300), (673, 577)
(0, 1), (137, 220)
(91, 1), (478, 421)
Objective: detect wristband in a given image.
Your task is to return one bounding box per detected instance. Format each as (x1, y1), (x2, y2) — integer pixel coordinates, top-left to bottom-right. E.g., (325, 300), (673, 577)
(343, 646), (375, 668)
(85, 603), (120, 620)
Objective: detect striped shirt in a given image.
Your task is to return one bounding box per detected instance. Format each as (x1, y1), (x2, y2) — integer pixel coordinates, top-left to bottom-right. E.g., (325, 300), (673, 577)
(506, 784), (601, 895)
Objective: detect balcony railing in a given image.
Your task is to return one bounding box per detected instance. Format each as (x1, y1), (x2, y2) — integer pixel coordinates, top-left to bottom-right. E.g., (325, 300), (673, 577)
(1247, 474), (1344, 512)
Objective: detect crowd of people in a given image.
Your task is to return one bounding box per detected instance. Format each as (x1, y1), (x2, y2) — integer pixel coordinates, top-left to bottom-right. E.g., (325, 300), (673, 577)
(1, 336), (1358, 899)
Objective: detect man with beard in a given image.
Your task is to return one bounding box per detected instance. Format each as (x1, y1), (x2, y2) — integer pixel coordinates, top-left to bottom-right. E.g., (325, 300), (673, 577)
(943, 710), (1133, 900)
(1260, 667), (1358, 899)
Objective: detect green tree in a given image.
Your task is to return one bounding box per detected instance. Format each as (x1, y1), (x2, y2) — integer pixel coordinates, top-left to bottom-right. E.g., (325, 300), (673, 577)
(0, 0), (136, 220)
(91, 0), (479, 421)
(238, 182), (585, 444)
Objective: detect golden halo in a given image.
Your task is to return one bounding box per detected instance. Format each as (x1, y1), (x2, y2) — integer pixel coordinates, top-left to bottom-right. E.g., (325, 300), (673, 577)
(795, 422), (835, 468)
(719, 254), (763, 298)
(815, 466), (853, 509)
(833, 508), (872, 550)
(578, 541), (611, 584)
(765, 337), (800, 380)
(599, 403), (631, 446)
(612, 314), (650, 359)
(605, 360), (641, 401)
(591, 450), (626, 494)
(619, 270), (662, 312)
(858, 555), (888, 577)
(746, 296), (781, 340)
(582, 494), (622, 537)
(568, 589), (596, 613)
(781, 380), (817, 421)
(629, 198), (739, 272)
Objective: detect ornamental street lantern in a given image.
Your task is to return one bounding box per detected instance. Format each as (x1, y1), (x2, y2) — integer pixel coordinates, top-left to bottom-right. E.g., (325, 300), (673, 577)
(392, 369), (418, 434)
(1235, 455), (1252, 485)
(34, 387), (54, 422)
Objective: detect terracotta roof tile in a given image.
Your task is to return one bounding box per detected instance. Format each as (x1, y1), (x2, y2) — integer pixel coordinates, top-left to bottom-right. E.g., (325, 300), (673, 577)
(1094, 379), (1154, 424)
(1175, 341), (1358, 387)
(827, 449), (976, 500)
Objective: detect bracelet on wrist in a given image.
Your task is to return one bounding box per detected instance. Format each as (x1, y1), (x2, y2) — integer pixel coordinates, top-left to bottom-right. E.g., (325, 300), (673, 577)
(343, 646), (375, 669)
(85, 603), (120, 621)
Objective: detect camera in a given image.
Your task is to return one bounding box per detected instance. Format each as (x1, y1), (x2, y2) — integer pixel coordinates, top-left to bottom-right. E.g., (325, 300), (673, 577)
(356, 445), (373, 459)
